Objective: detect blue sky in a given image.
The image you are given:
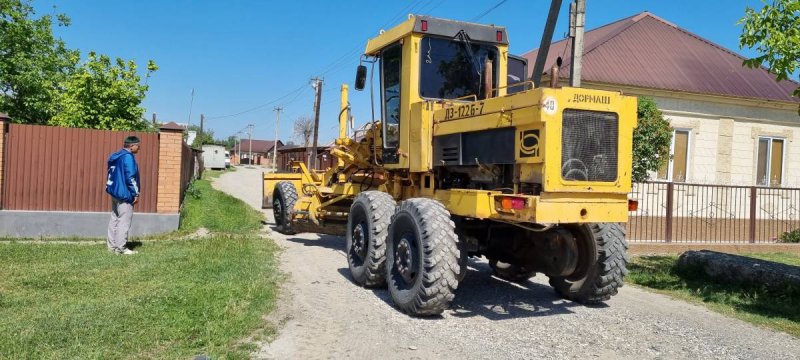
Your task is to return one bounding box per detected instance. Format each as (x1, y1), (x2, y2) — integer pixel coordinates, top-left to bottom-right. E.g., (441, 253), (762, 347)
(34, 0), (767, 144)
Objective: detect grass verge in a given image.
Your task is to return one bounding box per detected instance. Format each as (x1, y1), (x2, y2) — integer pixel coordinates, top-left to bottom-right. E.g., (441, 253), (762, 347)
(0, 172), (278, 359)
(628, 253), (800, 337)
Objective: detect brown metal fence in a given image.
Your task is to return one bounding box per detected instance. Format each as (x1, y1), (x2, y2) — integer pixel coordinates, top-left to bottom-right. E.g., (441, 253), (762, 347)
(628, 181), (800, 243)
(180, 141), (200, 203)
(2, 124), (159, 213)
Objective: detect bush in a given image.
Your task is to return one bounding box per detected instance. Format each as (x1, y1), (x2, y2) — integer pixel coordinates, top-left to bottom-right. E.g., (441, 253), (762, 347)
(779, 229), (800, 243)
(632, 97), (673, 182)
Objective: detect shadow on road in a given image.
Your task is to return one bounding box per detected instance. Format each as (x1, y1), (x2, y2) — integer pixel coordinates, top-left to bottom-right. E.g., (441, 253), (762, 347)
(334, 259), (591, 321)
(274, 224), (594, 321)
(283, 234), (344, 251)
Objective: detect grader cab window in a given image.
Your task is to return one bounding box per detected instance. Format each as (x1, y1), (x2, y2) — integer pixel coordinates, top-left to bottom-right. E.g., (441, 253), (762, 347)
(381, 43), (402, 150)
(419, 36), (498, 99)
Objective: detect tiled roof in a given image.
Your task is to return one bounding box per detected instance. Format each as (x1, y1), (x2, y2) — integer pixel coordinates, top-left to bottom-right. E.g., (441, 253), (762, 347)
(235, 139), (281, 153)
(522, 12), (799, 103)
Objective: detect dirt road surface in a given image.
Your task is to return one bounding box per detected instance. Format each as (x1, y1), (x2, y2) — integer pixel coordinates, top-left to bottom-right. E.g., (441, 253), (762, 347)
(212, 167), (800, 360)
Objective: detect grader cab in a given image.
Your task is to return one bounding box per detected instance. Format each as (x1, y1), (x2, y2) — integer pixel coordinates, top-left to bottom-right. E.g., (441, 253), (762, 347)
(265, 14), (637, 316)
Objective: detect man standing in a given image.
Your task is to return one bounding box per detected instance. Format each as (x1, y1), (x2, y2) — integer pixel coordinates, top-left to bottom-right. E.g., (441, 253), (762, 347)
(106, 136), (142, 255)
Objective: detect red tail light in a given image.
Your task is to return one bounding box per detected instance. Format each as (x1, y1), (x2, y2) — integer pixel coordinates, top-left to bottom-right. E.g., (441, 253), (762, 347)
(500, 197), (526, 210)
(628, 199), (639, 212)
(421, 20), (428, 31)
(496, 31), (503, 42)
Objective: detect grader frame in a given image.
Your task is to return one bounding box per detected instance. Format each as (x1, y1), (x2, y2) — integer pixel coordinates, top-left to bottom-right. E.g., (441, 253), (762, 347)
(265, 15), (637, 316)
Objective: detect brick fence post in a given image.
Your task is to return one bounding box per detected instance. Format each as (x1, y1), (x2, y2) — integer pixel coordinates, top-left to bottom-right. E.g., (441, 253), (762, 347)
(157, 122), (185, 213)
(0, 113), (8, 209)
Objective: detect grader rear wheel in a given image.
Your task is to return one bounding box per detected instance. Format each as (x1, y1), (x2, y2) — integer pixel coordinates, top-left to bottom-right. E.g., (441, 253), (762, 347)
(548, 223), (629, 304)
(386, 198), (460, 316)
(346, 191), (396, 288)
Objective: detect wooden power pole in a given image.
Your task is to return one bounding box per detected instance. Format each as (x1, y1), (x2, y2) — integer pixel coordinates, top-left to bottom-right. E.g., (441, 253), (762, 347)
(273, 106), (283, 171)
(310, 77), (323, 170)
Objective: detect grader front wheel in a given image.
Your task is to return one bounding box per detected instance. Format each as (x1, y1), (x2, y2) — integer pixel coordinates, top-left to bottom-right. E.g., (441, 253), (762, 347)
(272, 181), (298, 235)
(548, 223), (629, 304)
(386, 198), (460, 316)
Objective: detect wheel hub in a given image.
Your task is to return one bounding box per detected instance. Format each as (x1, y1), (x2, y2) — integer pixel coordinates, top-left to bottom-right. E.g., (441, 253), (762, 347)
(394, 236), (415, 284)
(273, 198), (282, 224)
(352, 222), (368, 260)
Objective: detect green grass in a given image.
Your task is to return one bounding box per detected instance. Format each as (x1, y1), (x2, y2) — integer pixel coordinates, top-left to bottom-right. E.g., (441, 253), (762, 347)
(628, 254), (800, 337)
(0, 174), (279, 359)
(179, 175), (263, 234)
(744, 252), (800, 267)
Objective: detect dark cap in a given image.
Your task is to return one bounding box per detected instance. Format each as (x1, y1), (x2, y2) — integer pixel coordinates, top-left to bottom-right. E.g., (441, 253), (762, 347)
(124, 136), (141, 147)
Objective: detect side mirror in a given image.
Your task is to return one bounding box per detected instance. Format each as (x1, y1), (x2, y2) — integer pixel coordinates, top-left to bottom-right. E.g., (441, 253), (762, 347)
(354, 65), (367, 91)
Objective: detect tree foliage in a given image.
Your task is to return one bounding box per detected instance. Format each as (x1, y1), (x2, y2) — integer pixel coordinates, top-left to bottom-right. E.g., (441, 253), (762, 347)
(293, 116), (313, 147)
(739, 0), (800, 109)
(0, 0), (157, 129)
(185, 124), (215, 147)
(0, 0), (77, 124)
(632, 97), (673, 182)
(49, 52), (157, 130)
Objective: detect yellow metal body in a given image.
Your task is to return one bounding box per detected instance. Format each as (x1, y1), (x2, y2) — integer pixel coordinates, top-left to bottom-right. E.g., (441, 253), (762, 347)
(263, 15), (638, 232)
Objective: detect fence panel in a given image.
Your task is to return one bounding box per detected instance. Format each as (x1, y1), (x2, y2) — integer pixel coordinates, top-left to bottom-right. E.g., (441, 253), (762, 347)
(2, 124), (159, 213)
(628, 181), (800, 243)
(180, 142), (199, 203)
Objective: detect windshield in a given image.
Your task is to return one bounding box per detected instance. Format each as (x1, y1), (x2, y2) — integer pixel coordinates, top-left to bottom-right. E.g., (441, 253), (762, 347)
(419, 36), (498, 99)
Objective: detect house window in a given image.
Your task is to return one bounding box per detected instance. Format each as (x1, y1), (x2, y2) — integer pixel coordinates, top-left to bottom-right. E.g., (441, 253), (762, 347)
(757, 136), (784, 186)
(657, 129), (690, 182)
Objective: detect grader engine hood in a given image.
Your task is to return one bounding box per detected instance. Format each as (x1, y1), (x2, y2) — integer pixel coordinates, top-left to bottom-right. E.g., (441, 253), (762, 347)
(431, 87), (637, 195)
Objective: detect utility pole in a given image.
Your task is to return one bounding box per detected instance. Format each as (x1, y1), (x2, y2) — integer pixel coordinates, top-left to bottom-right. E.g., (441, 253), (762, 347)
(200, 113), (205, 134)
(187, 88), (195, 127)
(310, 77), (323, 170)
(273, 106), (283, 172)
(247, 124), (253, 165)
(569, 0), (586, 87)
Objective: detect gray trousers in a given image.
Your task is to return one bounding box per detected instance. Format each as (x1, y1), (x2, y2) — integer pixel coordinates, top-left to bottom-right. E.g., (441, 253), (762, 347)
(107, 199), (134, 250)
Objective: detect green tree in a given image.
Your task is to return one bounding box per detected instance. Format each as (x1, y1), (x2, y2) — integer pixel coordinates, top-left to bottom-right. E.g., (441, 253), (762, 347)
(739, 0), (800, 111)
(49, 52), (157, 130)
(632, 97), (673, 182)
(0, 0), (78, 123)
(225, 135), (237, 149)
(186, 124), (215, 147)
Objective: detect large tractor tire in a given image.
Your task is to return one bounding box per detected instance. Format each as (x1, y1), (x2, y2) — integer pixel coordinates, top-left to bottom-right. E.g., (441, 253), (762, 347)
(346, 191), (396, 287)
(548, 223), (629, 304)
(272, 181), (298, 234)
(489, 259), (536, 283)
(386, 198), (460, 316)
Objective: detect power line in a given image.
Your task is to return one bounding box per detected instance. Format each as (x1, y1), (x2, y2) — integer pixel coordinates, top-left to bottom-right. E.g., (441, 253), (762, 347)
(470, 0), (508, 22)
(207, 84), (307, 120)
(212, 2), (435, 123)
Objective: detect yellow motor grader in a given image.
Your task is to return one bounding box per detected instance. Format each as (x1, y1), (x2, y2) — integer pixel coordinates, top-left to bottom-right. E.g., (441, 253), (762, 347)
(264, 14), (637, 316)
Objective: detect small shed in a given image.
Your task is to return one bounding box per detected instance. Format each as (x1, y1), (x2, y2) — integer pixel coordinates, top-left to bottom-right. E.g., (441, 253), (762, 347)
(201, 144), (227, 169)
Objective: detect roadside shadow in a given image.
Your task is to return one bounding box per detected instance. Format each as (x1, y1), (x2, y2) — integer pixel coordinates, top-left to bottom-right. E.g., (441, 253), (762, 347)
(335, 259), (590, 320)
(448, 261), (590, 320)
(283, 234), (344, 252)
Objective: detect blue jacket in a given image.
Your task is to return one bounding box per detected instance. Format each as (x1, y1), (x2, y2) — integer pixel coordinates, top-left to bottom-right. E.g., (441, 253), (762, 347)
(105, 149), (141, 203)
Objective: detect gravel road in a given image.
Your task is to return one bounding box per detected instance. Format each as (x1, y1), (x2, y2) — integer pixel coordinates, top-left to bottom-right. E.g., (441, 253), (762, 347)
(212, 167), (800, 360)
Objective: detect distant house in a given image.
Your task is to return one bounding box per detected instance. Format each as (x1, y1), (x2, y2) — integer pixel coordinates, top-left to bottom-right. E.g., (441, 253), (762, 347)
(231, 139), (283, 166)
(276, 144), (333, 171)
(523, 12), (800, 186)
